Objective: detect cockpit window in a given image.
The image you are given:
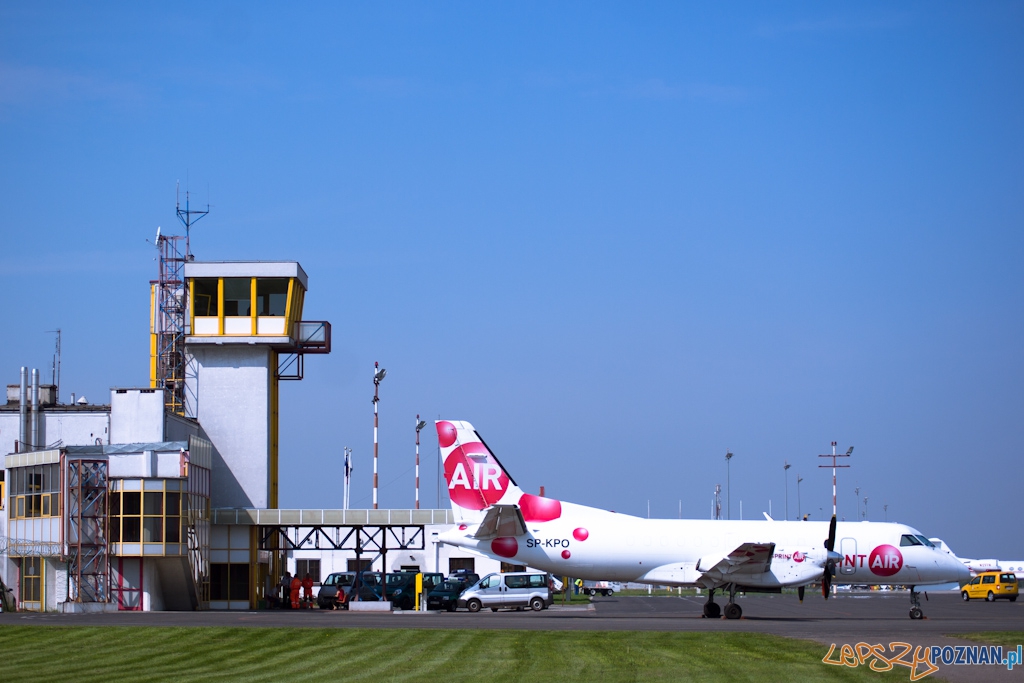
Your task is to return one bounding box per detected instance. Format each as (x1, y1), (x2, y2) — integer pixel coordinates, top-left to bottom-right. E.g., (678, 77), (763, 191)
(914, 535), (935, 548)
(900, 534), (923, 547)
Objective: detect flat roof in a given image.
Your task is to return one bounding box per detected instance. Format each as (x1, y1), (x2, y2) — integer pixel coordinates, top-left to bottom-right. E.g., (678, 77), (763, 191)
(212, 508), (456, 526)
(184, 261), (308, 289)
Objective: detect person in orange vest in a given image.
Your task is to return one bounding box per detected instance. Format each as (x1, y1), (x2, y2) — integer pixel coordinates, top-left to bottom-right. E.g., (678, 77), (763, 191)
(290, 574), (302, 610)
(301, 573), (314, 608)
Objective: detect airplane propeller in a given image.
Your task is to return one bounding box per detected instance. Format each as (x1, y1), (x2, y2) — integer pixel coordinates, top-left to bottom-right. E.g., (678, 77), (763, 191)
(822, 514), (838, 599)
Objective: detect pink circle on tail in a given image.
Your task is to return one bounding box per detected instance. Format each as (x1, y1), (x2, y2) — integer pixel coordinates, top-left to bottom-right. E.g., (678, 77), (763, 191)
(491, 537), (518, 558)
(573, 528), (589, 542)
(561, 550), (571, 559)
(445, 442), (509, 510)
(519, 494), (562, 522)
(437, 421), (458, 448)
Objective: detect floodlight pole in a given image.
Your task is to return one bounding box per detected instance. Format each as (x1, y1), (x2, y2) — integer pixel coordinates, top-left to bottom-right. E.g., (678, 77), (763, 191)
(796, 474), (803, 520)
(343, 446), (352, 510)
(373, 362), (383, 510)
(725, 451), (733, 520)
(818, 442), (851, 517)
(415, 415), (425, 510)
(854, 486), (861, 521)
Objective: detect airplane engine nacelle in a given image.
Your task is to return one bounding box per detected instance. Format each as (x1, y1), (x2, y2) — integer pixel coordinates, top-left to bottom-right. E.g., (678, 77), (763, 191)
(770, 548), (827, 586)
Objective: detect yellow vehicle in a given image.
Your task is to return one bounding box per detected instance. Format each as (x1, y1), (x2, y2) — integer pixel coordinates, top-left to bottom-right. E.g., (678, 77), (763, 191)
(961, 571), (1018, 602)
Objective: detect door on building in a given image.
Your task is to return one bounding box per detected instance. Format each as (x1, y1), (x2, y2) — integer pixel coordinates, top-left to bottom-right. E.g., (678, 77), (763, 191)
(20, 557), (43, 612)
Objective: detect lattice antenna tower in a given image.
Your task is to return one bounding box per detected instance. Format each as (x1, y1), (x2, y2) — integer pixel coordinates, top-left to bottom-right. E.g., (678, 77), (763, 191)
(152, 182), (209, 415)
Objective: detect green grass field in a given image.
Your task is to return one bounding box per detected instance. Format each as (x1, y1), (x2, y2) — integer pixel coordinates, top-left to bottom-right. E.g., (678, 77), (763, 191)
(0, 626), (916, 682)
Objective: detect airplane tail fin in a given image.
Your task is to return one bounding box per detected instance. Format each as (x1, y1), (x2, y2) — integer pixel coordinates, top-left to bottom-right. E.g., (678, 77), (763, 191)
(437, 420), (524, 523)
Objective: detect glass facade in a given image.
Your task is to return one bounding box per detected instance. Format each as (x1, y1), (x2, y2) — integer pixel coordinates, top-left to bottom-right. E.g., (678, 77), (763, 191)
(9, 463), (60, 519)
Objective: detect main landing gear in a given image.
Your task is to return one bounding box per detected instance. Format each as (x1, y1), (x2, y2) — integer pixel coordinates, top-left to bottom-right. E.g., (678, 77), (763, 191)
(702, 585), (742, 619)
(908, 586), (926, 620)
(702, 589), (721, 619)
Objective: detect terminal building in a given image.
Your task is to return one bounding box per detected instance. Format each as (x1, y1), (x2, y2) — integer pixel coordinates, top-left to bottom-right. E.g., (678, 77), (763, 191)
(1, 255), (501, 612)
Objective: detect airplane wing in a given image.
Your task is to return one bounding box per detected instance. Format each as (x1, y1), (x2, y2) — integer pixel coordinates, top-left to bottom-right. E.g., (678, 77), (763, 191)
(473, 505), (527, 539)
(696, 542), (776, 585)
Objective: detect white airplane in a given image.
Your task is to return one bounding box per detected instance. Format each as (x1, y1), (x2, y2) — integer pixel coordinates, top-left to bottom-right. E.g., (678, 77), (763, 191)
(929, 539), (1024, 581)
(436, 420), (970, 620)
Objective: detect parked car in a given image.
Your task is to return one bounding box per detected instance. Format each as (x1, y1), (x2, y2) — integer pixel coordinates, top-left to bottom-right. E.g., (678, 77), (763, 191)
(317, 572), (356, 609)
(961, 571), (1018, 602)
(460, 572), (553, 612)
(447, 569), (480, 589)
(427, 580), (468, 611)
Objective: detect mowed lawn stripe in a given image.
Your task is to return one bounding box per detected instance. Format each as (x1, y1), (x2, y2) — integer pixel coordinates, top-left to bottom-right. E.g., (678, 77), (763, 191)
(0, 626), (912, 682)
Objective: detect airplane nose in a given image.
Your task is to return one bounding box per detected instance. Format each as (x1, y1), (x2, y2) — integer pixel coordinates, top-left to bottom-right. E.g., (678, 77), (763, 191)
(952, 557), (971, 585)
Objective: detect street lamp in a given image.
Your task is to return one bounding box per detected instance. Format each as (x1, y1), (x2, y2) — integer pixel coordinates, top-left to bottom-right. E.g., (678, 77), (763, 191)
(415, 416), (427, 510)
(854, 486), (861, 521)
(725, 451), (734, 520)
(373, 362), (386, 510)
(784, 461), (791, 521)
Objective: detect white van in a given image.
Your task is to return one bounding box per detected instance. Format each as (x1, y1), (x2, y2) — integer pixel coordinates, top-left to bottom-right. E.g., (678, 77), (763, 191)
(459, 572), (553, 612)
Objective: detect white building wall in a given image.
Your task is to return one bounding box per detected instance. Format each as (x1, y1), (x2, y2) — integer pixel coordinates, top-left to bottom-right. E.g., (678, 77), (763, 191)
(189, 346), (271, 509)
(0, 410), (110, 456)
(110, 389), (164, 443)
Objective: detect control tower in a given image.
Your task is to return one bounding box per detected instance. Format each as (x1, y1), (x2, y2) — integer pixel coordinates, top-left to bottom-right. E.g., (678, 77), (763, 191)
(174, 261), (330, 509)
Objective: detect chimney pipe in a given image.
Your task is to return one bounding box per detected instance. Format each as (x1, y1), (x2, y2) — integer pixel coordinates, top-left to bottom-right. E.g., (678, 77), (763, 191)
(18, 366), (27, 451)
(31, 368), (40, 449)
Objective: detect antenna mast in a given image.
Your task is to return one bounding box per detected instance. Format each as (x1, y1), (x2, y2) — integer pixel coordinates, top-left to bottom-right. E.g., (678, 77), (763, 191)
(152, 182), (210, 415)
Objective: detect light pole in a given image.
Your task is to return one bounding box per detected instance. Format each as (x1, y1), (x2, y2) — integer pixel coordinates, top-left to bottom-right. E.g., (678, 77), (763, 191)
(854, 486), (861, 521)
(415, 415), (427, 510)
(783, 461), (791, 521)
(796, 474), (803, 520)
(883, 503), (888, 522)
(343, 446), (352, 510)
(863, 496), (868, 521)
(373, 362), (386, 510)
(725, 451), (733, 520)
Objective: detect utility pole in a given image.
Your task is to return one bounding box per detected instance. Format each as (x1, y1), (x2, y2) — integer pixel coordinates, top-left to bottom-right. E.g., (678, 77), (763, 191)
(818, 442), (852, 517)
(725, 451), (734, 520)
(372, 362), (386, 509)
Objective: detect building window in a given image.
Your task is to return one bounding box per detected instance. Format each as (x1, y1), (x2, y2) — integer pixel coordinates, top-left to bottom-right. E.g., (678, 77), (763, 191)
(10, 464), (60, 519)
(449, 558), (475, 573)
(256, 278), (289, 316)
(193, 278), (219, 316)
(222, 278), (252, 317)
(211, 563), (250, 601)
(295, 559), (320, 583)
(109, 480), (185, 552)
(347, 559), (372, 573)
(500, 563), (526, 573)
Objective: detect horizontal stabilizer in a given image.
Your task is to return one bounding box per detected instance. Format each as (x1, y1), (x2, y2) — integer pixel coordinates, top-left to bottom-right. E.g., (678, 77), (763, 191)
(473, 504), (527, 539)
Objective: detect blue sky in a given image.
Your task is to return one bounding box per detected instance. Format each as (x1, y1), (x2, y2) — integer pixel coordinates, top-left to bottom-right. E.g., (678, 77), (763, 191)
(2, 2), (1022, 558)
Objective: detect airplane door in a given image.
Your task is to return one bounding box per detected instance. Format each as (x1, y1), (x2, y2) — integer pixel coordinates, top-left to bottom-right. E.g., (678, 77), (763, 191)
(839, 538), (857, 576)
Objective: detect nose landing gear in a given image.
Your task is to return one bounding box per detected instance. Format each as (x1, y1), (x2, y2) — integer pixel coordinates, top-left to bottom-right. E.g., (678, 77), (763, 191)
(908, 586), (926, 620)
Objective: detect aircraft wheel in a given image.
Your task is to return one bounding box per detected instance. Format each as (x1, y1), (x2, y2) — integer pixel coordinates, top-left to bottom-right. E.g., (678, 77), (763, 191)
(724, 603), (742, 620)
(702, 602), (721, 619)
(530, 597), (545, 611)
(467, 599), (482, 613)
(987, 592), (995, 602)
(962, 591), (970, 602)
(909, 607), (923, 620)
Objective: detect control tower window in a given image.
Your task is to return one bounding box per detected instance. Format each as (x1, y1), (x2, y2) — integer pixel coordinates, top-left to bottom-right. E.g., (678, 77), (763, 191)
(256, 278), (289, 316)
(193, 279), (219, 316)
(223, 278), (252, 317)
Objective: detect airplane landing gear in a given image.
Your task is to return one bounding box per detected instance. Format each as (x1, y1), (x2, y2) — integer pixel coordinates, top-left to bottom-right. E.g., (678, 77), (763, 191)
(908, 586), (925, 620)
(702, 589), (721, 619)
(724, 583), (743, 620)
